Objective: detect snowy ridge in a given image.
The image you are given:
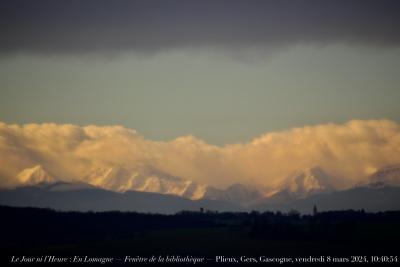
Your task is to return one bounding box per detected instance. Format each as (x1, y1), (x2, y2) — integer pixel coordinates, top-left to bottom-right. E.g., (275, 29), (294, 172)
(286, 167), (334, 197)
(368, 164), (400, 186)
(16, 165), (56, 185)
(269, 167), (335, 201)
(84, 166), (208, 200)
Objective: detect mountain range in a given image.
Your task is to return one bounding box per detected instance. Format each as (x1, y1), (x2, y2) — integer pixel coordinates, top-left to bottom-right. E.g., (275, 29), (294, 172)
(0, 164), (399, 214)
(0, 181), (240, 214)
(12, 164), (265, 205)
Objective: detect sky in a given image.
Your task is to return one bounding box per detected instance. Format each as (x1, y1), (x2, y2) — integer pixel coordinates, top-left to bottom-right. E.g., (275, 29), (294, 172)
(1, 0), (400, 145)
(1, 0), (400, 190)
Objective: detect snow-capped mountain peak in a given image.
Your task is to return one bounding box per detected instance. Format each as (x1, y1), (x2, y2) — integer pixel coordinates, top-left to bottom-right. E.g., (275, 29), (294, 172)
(368, 164), (400, 186)
(289, 167), (333, 193)
(261, 167), (337, 205)
(17, 165), (56, 185)
(275, 167), (335, 199)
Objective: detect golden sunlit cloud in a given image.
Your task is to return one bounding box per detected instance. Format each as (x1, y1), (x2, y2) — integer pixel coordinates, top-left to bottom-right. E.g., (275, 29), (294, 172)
(0, 119), (399, 193)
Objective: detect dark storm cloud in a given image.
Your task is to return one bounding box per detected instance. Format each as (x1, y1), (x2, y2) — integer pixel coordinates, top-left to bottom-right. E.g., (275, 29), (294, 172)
(1, 0), (400, 54)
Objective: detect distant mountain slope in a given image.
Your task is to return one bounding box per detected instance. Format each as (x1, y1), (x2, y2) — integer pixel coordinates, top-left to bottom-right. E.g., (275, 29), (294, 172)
(203, 183), (263, 206)
(252, 185), (400, 214)
(0, 183), (240, 214)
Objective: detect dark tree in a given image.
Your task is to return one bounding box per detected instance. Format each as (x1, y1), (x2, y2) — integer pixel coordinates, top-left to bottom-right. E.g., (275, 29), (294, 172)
(313, 204), (318, 216)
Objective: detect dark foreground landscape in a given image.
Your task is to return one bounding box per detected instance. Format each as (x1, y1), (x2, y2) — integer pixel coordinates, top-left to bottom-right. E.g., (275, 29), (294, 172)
(1, 205), (399, 266)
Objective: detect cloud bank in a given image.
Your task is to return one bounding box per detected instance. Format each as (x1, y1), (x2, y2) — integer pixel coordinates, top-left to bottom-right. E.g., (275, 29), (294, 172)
(1, 0), (400, 55)
(1, 120), (399, 191)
